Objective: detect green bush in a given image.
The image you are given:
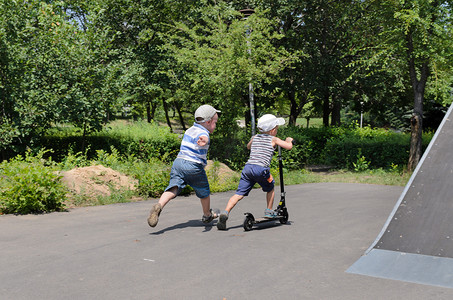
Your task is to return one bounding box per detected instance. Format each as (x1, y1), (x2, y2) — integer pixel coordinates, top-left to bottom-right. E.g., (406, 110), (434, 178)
(280, 125), (433, 170)
(279, 126), (345, 166)
(34, 121), (435, 174)
(211, 126), (338, 171)
(40, 121), (181, 163)
(324, 127), (433, 169)
(0, 151), (67, 214)
(122, 158), (171, 198)
(209, 134), (250, 171)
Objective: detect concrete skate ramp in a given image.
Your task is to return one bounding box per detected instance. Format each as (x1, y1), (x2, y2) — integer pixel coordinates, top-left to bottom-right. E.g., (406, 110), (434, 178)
(347, 103), (453, 288)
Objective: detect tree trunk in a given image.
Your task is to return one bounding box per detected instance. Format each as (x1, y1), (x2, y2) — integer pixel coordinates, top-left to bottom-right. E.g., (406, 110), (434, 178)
(408, 112), (422, 171)
(406, 27), (429, 171)
(331, 96), (341, 126)
(81, 121), (87, 154)
(162, 99), (172, 132)
(146, 102), (151, 123)
(288, 89), (309, 127)
(288, 89), (298, 126)
(408, 81), (426, 171)
(175, 101), (187, 131)
(146, 100), (157, 123)
(322, 92), (330, 127)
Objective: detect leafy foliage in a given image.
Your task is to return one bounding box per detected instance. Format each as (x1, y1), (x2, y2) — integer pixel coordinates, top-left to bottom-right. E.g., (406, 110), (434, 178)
(164, 4), (297, 135)
(0, 150), (67, 214)
(347, 0), (453, 169)
(40, 121), (181, 163)
(280, 125), (433, 170)
(0, 0), (116, 156)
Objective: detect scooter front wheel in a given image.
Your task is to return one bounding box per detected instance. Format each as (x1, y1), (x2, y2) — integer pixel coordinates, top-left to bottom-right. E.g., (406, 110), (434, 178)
(243, 216), (254, 231)
(279, 211), (289, 224)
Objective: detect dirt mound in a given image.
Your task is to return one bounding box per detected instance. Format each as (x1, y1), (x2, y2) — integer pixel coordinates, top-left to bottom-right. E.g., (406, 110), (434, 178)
(60, 165), (138, 198)
(205, 160), (237, 180)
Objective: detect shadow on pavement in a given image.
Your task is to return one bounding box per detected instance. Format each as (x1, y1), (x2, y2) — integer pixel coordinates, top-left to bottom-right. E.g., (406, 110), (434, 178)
(150, 219), (217, 235)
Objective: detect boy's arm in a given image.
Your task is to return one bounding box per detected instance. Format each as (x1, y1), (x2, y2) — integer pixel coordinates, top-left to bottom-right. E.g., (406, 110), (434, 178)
(272, 137), (293, 150)
(197, 135), (209, 147)
(246, 136), (254, 150)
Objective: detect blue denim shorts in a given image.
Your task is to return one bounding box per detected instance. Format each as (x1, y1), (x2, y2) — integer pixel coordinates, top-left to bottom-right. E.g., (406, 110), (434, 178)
(236, 164), (274, 196)
(165, 158), (210, 199)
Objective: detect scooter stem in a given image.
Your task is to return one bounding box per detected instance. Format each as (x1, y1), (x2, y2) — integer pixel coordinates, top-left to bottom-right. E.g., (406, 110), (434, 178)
(278, 145), (285, 195)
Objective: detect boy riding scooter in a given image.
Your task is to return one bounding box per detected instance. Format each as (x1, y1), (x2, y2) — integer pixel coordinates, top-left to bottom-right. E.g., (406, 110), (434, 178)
(217, 114), (293, 230)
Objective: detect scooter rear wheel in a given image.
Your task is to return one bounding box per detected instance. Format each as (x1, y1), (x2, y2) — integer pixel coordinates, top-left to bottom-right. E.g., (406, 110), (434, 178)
(243, 216), (254, 231)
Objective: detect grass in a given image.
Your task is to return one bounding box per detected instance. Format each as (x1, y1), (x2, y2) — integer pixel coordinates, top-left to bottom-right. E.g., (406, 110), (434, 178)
(283, 169), (411, 186)
(207, 167), (411, 196)
(294, 117), (324, 128)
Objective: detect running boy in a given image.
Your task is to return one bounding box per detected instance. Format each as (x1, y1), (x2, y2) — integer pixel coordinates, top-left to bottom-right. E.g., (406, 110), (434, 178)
(217, 114), (293, 230)
(147, 104), (220, 228)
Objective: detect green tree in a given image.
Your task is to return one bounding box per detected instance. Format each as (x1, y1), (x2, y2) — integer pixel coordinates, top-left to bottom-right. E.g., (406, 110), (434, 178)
(0, 1), (82, 156)
(0, 0), (23, 158)
(0, 0), (123, 156)
(256, 0), (313, 126)
(352, 0), (453, 170)
(165, 3), (296, 136)
(254, 0), (368, 126)
(81, 0), (200, 128)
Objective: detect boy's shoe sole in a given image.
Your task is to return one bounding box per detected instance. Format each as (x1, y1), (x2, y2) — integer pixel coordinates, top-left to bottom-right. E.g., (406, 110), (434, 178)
(147, 203), (162, 227)
(217, 213), (228, 230)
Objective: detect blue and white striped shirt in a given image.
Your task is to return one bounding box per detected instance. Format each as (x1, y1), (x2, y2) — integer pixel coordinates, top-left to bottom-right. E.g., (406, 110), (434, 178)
(177, 123), (210, 166)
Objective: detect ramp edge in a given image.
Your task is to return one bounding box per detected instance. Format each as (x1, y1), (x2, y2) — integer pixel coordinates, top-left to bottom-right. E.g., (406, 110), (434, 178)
(347, 249), (453, 289)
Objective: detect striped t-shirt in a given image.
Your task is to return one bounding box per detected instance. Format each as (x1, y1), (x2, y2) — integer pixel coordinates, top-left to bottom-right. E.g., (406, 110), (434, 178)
(246, 134), (275, 167)
(177, 123), (210, 166)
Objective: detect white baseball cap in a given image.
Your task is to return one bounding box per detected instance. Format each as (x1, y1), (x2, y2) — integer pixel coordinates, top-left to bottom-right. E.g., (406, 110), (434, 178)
(257, 114), (285, 132)
(194, 105), (221, 123)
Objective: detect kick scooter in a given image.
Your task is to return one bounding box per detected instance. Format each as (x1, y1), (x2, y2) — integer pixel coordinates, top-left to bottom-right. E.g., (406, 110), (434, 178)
(243, 144), (290, 231)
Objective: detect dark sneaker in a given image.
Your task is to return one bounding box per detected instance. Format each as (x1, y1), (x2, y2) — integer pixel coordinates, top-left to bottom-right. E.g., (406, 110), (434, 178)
(217, 212), (229, 230)
(202, 209), (218, 224)
(264, 208), (277, 218)
(147, 203), (162, 227)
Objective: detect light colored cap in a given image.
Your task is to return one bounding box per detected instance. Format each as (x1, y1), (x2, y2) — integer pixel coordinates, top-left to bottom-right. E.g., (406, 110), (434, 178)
(257, 114), (285, 132)
(195, 105), (221, 123)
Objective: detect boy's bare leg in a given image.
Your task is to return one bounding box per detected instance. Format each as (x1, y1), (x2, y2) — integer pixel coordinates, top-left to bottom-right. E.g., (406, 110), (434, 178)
(200, 195), (212, 216)
(266, 189), (275, 210)
(148, 187), (177, 227)
(217, 194), (244, 230)
(225, 194), (244, 213)
(200, 195), (220, 223)
(158, 186), (178, 208)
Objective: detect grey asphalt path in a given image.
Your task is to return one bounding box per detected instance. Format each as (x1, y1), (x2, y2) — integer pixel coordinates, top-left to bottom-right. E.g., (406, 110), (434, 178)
(2, 183), (453, 300)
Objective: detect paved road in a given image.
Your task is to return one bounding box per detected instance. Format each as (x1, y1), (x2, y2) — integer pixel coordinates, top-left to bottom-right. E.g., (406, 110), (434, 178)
(2, 183), (453, 300)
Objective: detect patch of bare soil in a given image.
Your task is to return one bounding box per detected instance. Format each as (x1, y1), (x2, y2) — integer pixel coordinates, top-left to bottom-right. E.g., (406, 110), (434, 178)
(205, 160), (238, 181)
(60, 165), (138, 199)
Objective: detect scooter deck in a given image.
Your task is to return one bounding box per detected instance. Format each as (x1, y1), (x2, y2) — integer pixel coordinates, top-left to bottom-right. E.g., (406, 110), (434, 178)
(253, 216), (282, 223)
